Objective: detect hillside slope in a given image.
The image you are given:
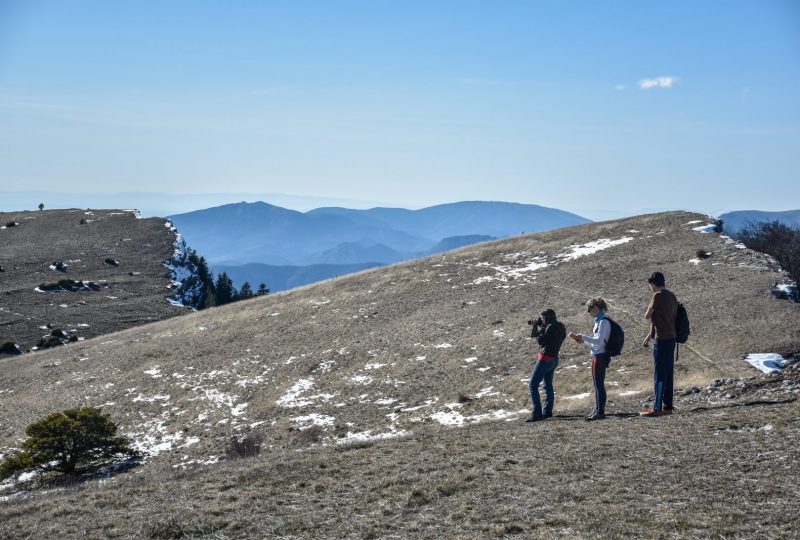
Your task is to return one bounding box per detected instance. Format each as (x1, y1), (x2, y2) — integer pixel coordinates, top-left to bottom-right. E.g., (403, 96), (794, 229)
(0, 209), (188, 352)
(1, 211), (797, 462)
(1, 210), (799, 537)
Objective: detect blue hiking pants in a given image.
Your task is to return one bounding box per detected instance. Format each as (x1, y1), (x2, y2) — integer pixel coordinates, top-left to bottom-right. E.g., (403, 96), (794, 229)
(592, 353), (612, 415)
(529, 357), (559, 416)
(653, 338), (676, 410)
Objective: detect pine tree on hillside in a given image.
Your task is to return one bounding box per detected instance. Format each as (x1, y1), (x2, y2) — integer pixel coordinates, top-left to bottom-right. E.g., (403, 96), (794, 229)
(257, 283), (270, 296)
(0, 407), (139, 480)
(202, 284), (217, 308)
(215, 272), (236, 305)
(239, 282), (253, 299)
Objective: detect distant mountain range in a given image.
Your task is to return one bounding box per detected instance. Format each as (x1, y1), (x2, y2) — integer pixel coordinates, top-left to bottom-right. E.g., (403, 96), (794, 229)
(0, 190), (393, 218)
(719, 210), (800, 234)
(170, 201), (589, 265)
(168, 201), (589, 291)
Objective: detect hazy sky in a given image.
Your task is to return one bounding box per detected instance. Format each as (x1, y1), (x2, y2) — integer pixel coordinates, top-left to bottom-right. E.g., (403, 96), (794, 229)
(1, 1), (798, 218)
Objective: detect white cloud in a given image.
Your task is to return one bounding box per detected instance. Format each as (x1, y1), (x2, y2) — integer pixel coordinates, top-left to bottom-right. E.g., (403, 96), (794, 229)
(638, 76), (678, 89)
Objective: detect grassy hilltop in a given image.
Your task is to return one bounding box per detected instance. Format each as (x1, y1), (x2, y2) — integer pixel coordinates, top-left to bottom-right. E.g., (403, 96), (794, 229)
(1, 210), (798, 538)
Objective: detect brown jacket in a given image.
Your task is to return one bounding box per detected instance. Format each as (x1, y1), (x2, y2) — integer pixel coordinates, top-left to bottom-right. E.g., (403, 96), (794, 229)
(648, 289), (679, 340)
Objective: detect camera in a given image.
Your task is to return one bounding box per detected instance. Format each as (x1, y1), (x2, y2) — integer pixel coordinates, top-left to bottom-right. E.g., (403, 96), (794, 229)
(527, 317), (544, 327)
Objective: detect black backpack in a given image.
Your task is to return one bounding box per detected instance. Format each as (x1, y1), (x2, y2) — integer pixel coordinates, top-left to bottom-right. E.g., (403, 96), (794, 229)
(676, 303), (690, 344)
(603, 318), (625, 357)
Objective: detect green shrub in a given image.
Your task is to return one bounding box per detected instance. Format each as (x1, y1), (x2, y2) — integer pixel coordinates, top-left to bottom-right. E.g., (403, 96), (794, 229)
(0, 407), (140, 480)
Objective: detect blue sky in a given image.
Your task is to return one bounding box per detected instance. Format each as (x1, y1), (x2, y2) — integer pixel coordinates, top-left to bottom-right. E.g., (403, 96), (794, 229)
(0, 1), (798, 219)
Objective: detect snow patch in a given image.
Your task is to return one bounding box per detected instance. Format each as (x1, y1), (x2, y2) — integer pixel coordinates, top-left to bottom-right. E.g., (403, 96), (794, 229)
(564, 392), (591, 400)
(364, 363), (386, 370)
(143, 367), (162, 378)
(293, 413), (335, 430)
(558, 237), (634, 261)
(276, 378), (334, 408)
(476, 386), (500, 398)
(743, 353), (786, 374)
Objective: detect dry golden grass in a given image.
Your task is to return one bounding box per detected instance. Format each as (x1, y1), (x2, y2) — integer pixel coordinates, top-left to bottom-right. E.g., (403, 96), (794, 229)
(0, 208), (185, 351)
(1, 210), (799, 538)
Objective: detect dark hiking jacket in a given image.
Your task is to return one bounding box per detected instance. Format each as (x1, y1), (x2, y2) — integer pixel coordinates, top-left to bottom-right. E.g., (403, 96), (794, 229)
(533, 319), (567, 359)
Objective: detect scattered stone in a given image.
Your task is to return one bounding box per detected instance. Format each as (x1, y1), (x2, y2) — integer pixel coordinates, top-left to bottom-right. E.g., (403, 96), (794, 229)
(696, 249), (712, 259)
(68, 335), (79, 343)
(79, 218), (88, 225)
(104, 258), (120, 267)
(50, 261), (69, 272)
(0, 342), (22, 355)
(5, 221), (17, 228)
(36, 335), (64, 349)
(50, 329), (69, 339)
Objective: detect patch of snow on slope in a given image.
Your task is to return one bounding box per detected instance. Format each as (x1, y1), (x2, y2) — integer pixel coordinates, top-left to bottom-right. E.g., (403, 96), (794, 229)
(276, 378), (335, 408)
(143, 367), (162, 378)
(476, 386), (500, 398)
(564, 392), (591, 400)
(293, 414), (335, 430)
(349, 375), (374, 385)
(692, 224), (717, 233)
(558, 237), (634, 261)
(336, 429), (410, 445)
(744, 353), (786, 374)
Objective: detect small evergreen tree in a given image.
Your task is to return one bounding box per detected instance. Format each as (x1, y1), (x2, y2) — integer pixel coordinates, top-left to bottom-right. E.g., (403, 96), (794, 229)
(0, 407), (139, 480)
(38, 203), (44, 211)
(239, 281), (253, 299)
(257, 283), (270, 296)
(214, 272), (235, 305)
(202, 284), (217, 309)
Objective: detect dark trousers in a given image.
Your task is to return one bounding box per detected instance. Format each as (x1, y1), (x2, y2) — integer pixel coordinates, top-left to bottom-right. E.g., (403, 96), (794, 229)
(653, 338), (676, 410)
(591, 353), (611, 414)
(529, 357), (559, 416)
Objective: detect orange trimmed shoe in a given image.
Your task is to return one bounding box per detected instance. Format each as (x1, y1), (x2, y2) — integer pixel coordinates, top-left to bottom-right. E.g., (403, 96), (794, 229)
(661, 407), (674, 415)
(639, 408), (663, 417)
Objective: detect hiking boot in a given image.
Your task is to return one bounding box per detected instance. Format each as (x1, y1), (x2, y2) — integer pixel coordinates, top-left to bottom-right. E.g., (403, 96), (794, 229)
(542, 412), (553, 419)
(639, 408), (663, 417)
(585, 412), (605, 421)
(661, 407), (674, 415)
(525, 414), (546, 423)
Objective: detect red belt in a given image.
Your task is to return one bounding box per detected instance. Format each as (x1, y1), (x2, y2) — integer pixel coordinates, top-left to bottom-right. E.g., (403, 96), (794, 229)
(538, 353), (555, 362)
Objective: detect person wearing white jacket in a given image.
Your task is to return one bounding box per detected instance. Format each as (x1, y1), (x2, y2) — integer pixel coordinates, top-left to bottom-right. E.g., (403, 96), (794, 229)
(568, 298), (612, 421)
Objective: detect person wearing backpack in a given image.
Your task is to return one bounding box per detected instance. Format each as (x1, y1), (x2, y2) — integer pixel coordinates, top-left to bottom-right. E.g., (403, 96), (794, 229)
(569, 298), (622, 421)
(526, 308), (567, 422)
(640, 271), (680, 417)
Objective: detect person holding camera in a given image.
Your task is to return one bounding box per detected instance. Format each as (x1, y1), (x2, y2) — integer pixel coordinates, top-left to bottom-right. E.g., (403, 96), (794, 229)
(568, 298), (611, 421)
(526, 309), (567, 422)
